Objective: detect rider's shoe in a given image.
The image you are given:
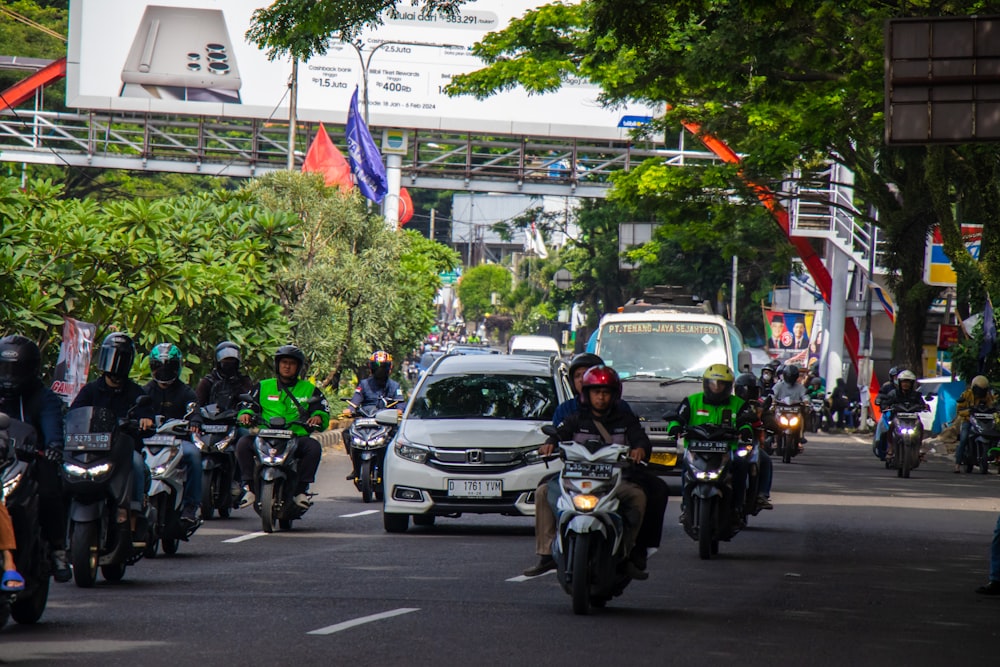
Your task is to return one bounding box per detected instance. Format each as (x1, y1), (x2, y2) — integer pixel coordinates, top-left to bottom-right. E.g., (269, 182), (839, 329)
(522, 555), (556, 577)
(180, 504), (199, 525)
(52, 549), (72, 583)
(293, 493), (313, 509)
(238, 487), (255, 509)
(756, 495), (774, 510)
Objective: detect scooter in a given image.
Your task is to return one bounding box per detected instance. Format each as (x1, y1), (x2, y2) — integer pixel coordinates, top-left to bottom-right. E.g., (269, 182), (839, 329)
(541, 425), (641, 615)
(963, 404), (1000, 474)
(346, 398), (400, 503)
(61, 398), (153, 587)
(0, 414), (51, 630)
(771, 399), (804, 464)
(679, 422), (752, 559)
(193, 404), (240, 518)
(142, 411), (201, 556)
(886, 399), (926, 478)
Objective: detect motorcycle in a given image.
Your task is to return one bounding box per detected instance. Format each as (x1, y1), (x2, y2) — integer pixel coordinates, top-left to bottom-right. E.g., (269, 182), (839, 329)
(679, 422), (753, 559)
(540, 425), (642, 615)
(193, 404), (240, 519)
(771, 400), (804, 464)
(885, 400), (926, 478)
(346, 398), (400, 503)
(142, 411), (201, 556)
(0, 414), (51, 630)
(963, 404), (1000, 474)
(61, 398), (153, 587)
(807, 397), (827, 433)
(243, 395), (321, 533)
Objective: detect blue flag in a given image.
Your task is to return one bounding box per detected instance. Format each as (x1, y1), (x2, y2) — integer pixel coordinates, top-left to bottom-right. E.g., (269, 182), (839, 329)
(345, 87), (388, 204)
(980, 296), (996, 371)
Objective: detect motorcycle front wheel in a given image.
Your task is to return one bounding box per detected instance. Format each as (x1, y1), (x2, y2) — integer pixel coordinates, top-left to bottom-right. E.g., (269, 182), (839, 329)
(697, 497), (717, 560)
(71, 521), (100, 588)
(10, 575), (49, 624)
(101, 563), (126, 582)
(360, 459), (374, 503)
(261, 481), (278, 533)
(201, 470), (216, 520)
(569, 533), (592, 616)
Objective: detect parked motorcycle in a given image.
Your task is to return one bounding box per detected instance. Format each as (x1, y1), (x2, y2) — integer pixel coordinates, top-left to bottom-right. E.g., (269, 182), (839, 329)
(772, 400), (804, 464)
(0, 414), (50, 630)
(679, 422), (752, 559)
(540, 425), (641, 615)
(193, 404), (240, 518)
(61, 399), (153, 587)
(243, 396), (321, 533)
(886, 400), (926, 478)
(963, 404), (1000, 474)
(142, 411), (201, 556)
(346, 398), (400, 503)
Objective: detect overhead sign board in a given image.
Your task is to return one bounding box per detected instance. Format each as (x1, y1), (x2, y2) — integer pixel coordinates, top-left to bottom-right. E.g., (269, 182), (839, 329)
(67, 0), (661, 140)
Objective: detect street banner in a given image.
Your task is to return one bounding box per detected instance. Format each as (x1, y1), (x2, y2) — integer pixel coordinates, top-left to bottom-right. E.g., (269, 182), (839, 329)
(301, 123), (353, 193)
(346, 86), (388, 203)
(763, 308), (823, 369)
(50, 318), (97, 405)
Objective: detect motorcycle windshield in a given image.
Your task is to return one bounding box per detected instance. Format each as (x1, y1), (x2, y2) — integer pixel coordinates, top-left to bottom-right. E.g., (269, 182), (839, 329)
(64, 406), (118, 435)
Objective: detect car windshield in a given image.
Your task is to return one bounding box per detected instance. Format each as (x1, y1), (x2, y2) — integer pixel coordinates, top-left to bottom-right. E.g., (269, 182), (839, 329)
(598, 321), (728, 379)
(409, 373), (557, 420)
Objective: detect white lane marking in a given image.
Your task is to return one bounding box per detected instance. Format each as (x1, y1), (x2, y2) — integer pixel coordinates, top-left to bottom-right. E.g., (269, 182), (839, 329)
(223, 532), (267, 543)
(307, 608), (420, 635)
(507, 569), (557, 583)
(339, 509), (380, 518)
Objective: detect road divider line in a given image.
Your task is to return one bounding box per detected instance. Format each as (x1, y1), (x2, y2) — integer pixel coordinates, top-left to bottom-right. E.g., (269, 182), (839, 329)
(339, 509), (380, 518)
(507, 570), (557, 583)
(223, 532), (267, 543)
(307, 608), (420, 635)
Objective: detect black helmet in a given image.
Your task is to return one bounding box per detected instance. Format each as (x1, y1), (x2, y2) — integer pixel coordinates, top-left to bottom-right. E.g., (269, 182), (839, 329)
(274, 344), (306, 379)
(0, 335), (41, 397)
(783, 364), (800, 384)
(97, 333), (135, 382)
(765, 359), (781, 371)
(215, 341), (241, 379)
(568, 352), (603, 379)
(888, 366), (900, 381)
(149, 343), (182, 383)
(733, 372), (760, 402)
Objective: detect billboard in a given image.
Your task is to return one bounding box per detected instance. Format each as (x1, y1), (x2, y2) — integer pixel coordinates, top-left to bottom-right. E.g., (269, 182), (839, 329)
(923, 224), (982, 287)
(67, 0), (660, 140)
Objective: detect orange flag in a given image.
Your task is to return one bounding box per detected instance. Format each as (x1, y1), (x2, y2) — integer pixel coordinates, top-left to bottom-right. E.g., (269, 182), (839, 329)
(302, 123), (353, 193)
(398, 187), (414, 226)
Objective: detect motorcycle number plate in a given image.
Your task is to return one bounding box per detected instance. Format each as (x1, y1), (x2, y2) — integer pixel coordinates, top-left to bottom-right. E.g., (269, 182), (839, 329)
(67, 432), (113, 451)
(687, 440), (730, 453)
(354, 419), (378, 427)
(258, 429), (293, 438)
(447, 479), (502, 497)
(143, 435), (177, 446)
(202, 424), (229, 433)
(562, 461), (614, 479)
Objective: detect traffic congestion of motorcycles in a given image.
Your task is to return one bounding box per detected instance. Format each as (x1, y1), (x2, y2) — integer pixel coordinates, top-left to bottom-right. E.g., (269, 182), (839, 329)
(0, 326), (992, 624)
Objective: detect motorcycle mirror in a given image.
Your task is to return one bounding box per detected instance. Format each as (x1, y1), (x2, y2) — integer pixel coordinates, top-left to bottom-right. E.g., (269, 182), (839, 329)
(374, 409), (400, 426)
(663, 410), (679, 421)
(135, 395), (152, 407)
(541, 424), (558, 437)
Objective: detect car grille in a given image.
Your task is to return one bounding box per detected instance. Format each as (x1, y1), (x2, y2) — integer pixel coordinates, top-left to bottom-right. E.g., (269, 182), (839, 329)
(425, 446), (529, 474)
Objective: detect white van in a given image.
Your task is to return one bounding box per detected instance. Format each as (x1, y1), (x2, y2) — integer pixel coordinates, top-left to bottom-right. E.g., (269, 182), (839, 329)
(508, 334), (561, 358)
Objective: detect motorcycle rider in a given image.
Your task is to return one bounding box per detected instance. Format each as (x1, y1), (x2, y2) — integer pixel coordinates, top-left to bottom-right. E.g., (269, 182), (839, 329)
(71, 333), (152, 530)
(872, 366), (901, 460)
(767, 364), (809, 446)
(882, 370), (927, 461)
(341, 351), (405, 481)
(759, 360), (780, 397)
(669, 365), (756, 527)
(733, 371), (775, 510)
(0, 334), (72, 583)
(523, 366), (652, 580)
(953, 375), (995, 473)
(195, 341), (254, 411)
(142, 343), (202, 526)
(236, 345), (329, 509)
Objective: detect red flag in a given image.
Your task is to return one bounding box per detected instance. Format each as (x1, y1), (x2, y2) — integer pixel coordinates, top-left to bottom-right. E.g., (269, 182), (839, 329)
(398, 187), (414, 226)
(302, 123), (353, 193)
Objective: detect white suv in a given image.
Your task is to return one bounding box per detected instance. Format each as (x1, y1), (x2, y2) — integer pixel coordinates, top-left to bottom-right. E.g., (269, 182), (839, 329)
(379, 353), (571, 533)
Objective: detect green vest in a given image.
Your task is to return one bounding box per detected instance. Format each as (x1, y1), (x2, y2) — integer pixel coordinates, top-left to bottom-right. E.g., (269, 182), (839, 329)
(669, 392), (751, 442)
(241, 378), (330, 436)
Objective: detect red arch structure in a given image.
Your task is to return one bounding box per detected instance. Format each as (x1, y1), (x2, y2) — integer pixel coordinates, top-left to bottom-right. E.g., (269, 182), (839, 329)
(0, 57), (66, 110)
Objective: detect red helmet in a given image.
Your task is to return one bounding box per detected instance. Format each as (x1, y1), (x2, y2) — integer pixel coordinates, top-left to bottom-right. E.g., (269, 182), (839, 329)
(580, 365), (622, 406)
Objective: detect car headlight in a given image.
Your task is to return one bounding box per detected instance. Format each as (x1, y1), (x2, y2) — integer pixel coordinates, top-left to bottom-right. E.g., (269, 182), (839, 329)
(395, 439), (428, 463)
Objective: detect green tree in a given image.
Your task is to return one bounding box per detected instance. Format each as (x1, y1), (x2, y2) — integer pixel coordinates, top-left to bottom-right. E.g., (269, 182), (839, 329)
(457, 264), (512, 324)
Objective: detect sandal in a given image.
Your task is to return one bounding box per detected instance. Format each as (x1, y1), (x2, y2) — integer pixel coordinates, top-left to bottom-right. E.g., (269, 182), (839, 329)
(2, 569), (25, 593)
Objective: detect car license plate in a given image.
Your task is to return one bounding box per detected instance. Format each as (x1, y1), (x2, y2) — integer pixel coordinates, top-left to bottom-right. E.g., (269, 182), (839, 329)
(67, 432), (112, 451)
(447, 479), (502, 497)
(688, 440), (730, 453)
(563, 461), (614, 479)
(649, 451), (678, 467)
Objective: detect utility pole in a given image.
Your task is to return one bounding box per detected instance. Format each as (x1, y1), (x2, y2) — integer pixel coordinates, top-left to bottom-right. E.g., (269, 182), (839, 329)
(429, 208), (436, 242)
(286, 59), (298, 170)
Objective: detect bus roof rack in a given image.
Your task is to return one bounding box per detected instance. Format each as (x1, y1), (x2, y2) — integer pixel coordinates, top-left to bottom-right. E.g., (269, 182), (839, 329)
(619, 286), (714, 314)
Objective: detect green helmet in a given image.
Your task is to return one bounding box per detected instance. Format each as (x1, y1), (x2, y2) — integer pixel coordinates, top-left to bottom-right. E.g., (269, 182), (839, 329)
(149, 343), (182, 383)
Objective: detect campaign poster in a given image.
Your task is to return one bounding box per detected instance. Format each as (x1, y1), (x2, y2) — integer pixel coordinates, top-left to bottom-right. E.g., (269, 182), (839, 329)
(50, 318), (98, 405)
(763, 308), (823, 369)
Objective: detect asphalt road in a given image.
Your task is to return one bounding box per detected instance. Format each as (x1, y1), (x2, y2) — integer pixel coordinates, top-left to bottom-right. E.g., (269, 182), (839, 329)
(2, 431), (999, 666)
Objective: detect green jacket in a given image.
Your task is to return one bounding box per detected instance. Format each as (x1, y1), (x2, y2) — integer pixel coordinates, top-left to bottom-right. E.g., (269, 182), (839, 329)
(239, 378), (330, 436)
(668, 392), (753, 443)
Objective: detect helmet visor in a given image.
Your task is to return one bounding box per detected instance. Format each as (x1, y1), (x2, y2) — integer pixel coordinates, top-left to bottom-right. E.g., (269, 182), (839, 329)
(98, 345), (131, 379)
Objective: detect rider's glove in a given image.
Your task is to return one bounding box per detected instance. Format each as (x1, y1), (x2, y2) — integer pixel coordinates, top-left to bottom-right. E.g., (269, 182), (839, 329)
(43, 447), (63, 464)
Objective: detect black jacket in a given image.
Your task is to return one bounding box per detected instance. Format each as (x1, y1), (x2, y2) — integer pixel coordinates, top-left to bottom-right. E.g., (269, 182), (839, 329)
(142, 380), (198, 420)
(0, 379), (65, 449)
(549, 404), (651, 460)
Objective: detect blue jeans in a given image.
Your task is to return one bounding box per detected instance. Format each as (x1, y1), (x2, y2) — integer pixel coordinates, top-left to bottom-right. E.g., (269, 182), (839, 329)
(181, 441), (203, 509)
(990, 514), (1000, 582)
(758, 449), (774, 497)
(955, 421), (971, 465)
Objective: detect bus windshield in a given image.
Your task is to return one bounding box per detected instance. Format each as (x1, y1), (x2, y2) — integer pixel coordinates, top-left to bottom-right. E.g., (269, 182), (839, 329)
(597, 321), (729, 379)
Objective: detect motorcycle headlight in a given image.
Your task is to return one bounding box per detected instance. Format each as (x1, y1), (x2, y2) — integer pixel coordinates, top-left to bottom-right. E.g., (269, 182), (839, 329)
(152, 464), (169, 476)
(352, 435), (366, 447)
(694, 469), (723, 481)
(572, 494), (599, 511)
(63, 462), (112, 478)
(261, 448), (288, 465)
(395, 439), (428, 463)
(736, 444), (753, 458)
